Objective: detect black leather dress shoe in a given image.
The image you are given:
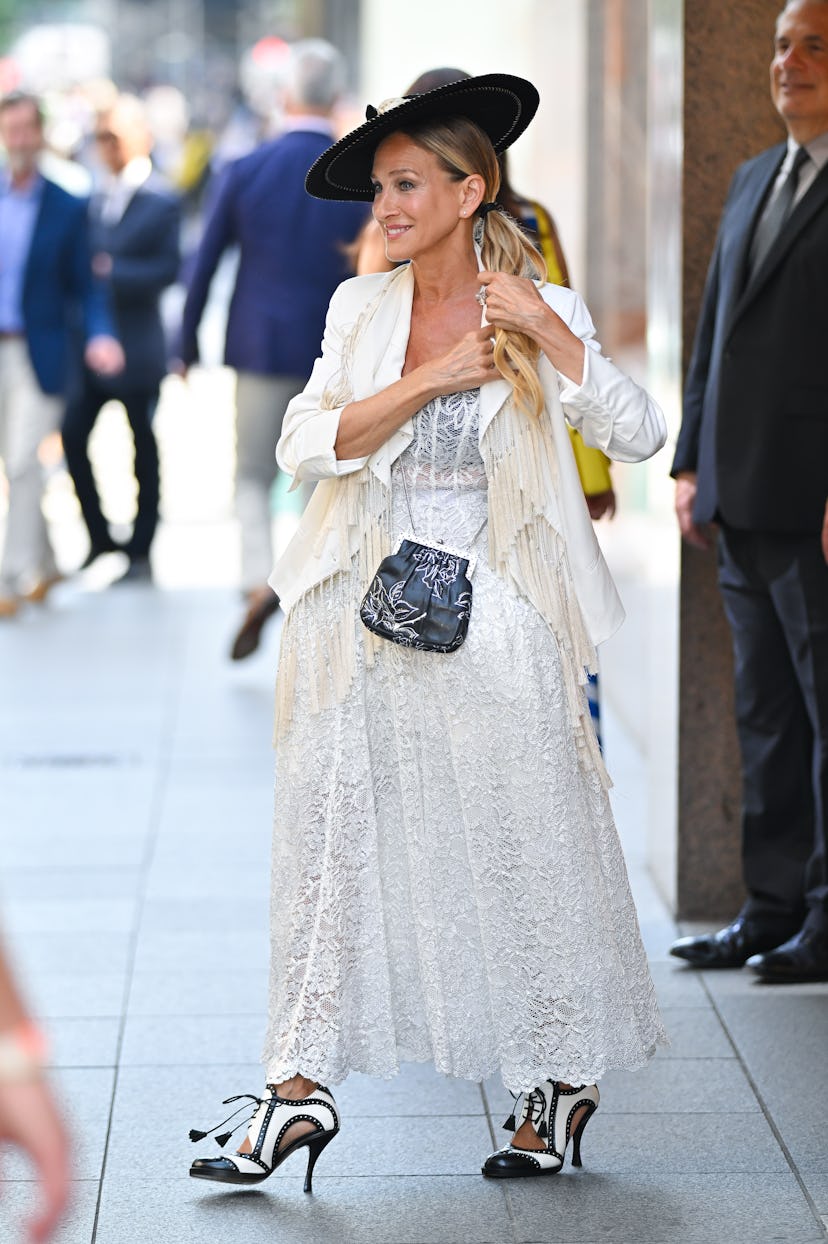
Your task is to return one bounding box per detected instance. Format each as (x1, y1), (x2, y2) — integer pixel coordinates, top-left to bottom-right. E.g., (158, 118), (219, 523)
(746, 927), (828, 983)
(668, 917), (796, 969)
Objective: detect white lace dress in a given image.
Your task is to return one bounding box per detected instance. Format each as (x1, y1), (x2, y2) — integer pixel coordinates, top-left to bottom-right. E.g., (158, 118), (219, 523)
(263, 388), (666, 1093)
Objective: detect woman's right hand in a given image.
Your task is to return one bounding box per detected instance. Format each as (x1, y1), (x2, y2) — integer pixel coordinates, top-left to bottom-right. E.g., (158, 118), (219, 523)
(424, 327), (498, 396)
(0, 1078), (71, 1243)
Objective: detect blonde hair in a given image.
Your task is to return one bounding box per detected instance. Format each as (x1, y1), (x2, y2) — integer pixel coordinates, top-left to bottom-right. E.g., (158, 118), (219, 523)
(403, 116), (547, 418)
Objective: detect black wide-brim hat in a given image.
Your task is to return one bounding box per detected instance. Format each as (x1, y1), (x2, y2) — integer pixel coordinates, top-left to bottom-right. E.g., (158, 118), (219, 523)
(305, 72), (539, 201)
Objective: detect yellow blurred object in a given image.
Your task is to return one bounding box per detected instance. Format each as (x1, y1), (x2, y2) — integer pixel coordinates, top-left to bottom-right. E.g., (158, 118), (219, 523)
(524, 198), (613, 500)
(567, 427), (613, 494)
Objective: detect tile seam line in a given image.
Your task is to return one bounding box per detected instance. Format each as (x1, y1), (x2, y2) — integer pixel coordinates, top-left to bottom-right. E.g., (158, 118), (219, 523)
(89, 644), (184, 1243)
(698, 972), (828, 1240)
(480, 1079), (520, 1242)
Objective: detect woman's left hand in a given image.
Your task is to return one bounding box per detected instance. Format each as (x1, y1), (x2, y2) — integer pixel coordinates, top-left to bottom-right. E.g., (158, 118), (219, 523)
(477, 271), (555, 339)
(478, 270), (586, 385)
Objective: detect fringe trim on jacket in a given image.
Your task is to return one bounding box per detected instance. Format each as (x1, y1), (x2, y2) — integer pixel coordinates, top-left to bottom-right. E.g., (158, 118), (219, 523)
(273, 276), (609, 788)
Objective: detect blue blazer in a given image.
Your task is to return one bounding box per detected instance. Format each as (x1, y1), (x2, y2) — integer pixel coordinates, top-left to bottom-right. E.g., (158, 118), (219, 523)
(88, 172), (181, 395)
(22, 178), (114, 396)
(673, 142), (828, 533)
(179, 129), (368, 377)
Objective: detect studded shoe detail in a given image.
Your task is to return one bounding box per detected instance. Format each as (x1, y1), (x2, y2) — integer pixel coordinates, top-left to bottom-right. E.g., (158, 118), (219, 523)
(189, 1084), (339, 1192)
(482, 1081), (599, 1178)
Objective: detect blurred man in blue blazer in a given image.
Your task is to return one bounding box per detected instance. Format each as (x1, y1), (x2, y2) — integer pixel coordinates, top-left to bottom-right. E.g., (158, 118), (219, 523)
(178, 40), (366, 658)
(0, 92), (123, 617)
(62, 94), (181, 581)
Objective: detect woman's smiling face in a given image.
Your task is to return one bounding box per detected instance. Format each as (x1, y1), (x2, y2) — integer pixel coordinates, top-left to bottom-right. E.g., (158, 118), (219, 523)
(370, 132), (475, 263)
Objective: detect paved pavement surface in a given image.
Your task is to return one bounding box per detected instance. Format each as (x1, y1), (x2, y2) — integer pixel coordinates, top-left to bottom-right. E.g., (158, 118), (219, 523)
(0, 373), (826, 1242)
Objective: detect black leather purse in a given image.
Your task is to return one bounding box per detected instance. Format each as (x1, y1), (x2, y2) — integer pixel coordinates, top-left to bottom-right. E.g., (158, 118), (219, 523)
(360, 476), (486, 654)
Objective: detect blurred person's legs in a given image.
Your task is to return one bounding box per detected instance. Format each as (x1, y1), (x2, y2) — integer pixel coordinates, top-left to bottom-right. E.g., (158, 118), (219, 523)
(231, 371), (305, 659)
(62, 377), (120, 564)
(63, 380), (160, 577)
(671, 525), (828, 976)
(0, 339), (62, 614)
(718, 527), (828, 981)
(121, 390), (160, 568)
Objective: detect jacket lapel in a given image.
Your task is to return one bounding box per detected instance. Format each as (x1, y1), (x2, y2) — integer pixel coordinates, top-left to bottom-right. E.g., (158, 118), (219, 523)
(349, 266), (415, 485)
(718, 146), (783, 334)
(740, 158), (828, 303)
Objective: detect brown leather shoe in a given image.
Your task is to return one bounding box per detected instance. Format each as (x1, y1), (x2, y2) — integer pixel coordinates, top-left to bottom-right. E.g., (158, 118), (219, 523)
(230, 590), (280, 661)
(21, 574), (64, 603)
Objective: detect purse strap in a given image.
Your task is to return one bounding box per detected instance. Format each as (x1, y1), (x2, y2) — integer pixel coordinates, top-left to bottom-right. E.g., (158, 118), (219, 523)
(399, 469), (488, 549)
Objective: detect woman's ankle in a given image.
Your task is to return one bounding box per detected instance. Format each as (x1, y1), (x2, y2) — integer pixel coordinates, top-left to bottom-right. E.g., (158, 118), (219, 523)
(274, 1074), (318, 1100)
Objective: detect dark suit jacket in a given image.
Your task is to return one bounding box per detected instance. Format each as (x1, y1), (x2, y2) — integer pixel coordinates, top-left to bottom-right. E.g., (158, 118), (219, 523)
(673, 141), (828, 533)
(178, 129), (367, 377)
(89, 172), (181, 395)
(21, 178), (113, 396)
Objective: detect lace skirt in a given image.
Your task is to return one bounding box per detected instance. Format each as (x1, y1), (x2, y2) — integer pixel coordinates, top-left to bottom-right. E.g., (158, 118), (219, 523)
(262, 490), (667, 1093)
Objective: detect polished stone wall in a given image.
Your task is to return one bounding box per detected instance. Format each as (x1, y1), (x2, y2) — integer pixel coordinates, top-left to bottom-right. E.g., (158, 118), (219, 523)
(675, 0), (786, 917)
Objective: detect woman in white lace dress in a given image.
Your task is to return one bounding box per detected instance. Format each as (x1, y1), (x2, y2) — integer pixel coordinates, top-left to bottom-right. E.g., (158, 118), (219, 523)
(190, 73), (668, 1190)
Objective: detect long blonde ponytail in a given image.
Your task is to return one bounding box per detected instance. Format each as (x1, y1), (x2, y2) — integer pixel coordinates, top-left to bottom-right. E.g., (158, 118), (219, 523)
(402, 116), (547, 418)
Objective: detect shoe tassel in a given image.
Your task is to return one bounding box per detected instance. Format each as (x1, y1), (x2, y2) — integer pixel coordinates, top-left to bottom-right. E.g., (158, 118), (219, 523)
(502, 1089), (548, 1138)
(189, 1093), (263, 1148)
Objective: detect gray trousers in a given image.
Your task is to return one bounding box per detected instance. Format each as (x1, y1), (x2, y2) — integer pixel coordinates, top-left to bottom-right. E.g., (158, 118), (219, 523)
(0, 338), (62, 593)
(234, 371), (309, 591)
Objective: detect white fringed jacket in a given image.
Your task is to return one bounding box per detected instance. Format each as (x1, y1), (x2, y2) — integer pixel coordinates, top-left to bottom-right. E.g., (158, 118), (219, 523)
(269, 263), (666, 741)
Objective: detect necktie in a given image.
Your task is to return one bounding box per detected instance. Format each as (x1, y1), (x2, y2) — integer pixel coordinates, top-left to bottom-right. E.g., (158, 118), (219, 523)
(748, 145), (810, 277)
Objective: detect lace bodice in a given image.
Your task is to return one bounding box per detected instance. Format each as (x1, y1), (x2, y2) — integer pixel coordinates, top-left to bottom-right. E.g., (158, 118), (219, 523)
(392, 388), (487, 549)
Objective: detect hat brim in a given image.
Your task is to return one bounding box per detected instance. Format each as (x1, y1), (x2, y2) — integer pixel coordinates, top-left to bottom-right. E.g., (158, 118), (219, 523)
(305, 73), (539, 201)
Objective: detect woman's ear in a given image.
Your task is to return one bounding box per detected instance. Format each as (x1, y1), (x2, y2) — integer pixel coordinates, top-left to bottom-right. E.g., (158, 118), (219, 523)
(460, 174), (486, 217)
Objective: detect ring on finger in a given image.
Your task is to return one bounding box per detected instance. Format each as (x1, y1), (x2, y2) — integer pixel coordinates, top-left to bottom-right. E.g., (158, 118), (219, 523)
(475, 287), (487, 307)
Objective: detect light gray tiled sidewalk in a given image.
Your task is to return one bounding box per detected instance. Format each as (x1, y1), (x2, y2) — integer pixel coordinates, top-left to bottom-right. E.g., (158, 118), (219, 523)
(1, 584), (826, 1244)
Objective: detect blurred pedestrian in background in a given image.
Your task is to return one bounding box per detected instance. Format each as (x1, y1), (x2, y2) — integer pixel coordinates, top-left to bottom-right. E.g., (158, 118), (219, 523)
(0, 936), (70, 1243)
(177, 39), (366, 660)
(62, 93), (181, 581)
(0, 91), (122, 618)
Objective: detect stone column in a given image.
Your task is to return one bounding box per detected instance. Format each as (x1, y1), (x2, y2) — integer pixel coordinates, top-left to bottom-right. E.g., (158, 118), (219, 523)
(675, 0), (786, 918)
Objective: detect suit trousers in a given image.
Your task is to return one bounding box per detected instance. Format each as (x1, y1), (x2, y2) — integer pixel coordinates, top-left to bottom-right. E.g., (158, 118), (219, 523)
(62, 375), (160, 559)
(0, 338), (62, 592)
(717, 524), (828, 932)
(234, 371), (307, 591)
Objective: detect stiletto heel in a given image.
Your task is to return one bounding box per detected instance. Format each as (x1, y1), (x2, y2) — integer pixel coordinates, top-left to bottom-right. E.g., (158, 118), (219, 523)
(482, 1081), (599, 1178)
(189, 1084), (339, 1189)
(569, 1100), (597, 1167)
(303, 1129), (336, 1193)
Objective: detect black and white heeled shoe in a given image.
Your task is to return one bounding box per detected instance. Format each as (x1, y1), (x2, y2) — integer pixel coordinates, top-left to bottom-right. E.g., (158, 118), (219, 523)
(189, 1084), (339, 1192)
(482, 1081), (599, 1178)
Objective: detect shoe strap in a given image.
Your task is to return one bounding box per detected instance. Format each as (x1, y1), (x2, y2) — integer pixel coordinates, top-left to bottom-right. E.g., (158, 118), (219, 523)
(254, 1090), (339, 1169)
(518, 1082), (599, 1156)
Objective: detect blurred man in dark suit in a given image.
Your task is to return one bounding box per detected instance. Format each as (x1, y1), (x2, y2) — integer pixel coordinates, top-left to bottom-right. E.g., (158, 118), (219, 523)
(670, 0), (828, 981)
(62, 94), (181, 582)
(178, 40), (366, 658)
(0, 92), (122, 617)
